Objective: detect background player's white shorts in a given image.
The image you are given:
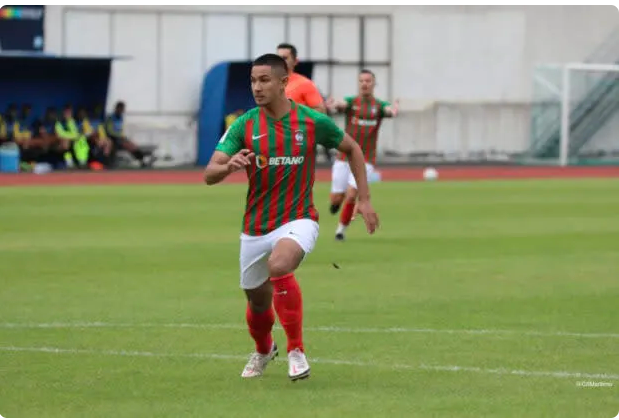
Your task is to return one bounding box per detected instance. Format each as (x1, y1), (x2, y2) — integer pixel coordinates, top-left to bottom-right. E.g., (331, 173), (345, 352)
(330, 160), (376, 193)
(239, 218), (319, 290)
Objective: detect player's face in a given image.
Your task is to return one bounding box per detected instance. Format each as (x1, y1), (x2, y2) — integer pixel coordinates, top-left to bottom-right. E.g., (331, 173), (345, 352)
(359, 73), (375, 96)
(277, 48), (297, 73)
(251, 65), (287, 107)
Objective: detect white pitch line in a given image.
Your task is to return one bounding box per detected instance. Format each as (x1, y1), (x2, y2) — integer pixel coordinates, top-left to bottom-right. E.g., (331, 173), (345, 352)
(0, 321), (618, 339)
(1, 345), (618, 381)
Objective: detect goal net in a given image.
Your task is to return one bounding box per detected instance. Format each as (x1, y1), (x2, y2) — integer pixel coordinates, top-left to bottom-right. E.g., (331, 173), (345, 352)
(527, 63), (619, 166)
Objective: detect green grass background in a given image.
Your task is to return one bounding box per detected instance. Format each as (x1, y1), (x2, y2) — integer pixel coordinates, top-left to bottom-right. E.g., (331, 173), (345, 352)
(0, 179), (618, 417)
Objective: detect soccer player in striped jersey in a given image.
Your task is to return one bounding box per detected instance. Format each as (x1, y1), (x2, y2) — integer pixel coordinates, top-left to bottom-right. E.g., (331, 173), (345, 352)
(204, 54), (379, 381)
(326, 69), (399, 241)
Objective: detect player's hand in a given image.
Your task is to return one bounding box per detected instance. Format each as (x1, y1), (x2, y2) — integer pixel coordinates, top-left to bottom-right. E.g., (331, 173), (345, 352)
(325, 97), (337, 113)
(388, 99), (400, 117)
(357, 199), (379, 234)
(227, 149), (255, 172)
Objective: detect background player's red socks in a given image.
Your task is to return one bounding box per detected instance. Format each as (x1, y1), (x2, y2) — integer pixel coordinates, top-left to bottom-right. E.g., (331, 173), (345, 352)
(246, 304), (275, 355)
(340, 200), (356, 227)
(271, 274), (304, 353)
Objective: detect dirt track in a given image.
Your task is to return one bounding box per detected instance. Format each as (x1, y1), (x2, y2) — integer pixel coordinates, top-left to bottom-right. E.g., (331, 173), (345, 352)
(1, 166), (619, 187)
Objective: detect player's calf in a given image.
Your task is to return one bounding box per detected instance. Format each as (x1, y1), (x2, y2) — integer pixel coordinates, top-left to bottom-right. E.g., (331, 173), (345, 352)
(335, 187), (358, 240)
(242, 281), (277, 378)
(268, 237), (310, 379)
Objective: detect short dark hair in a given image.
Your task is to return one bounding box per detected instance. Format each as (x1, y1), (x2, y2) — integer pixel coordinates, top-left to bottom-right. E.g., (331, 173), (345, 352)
(253, 53), (288, 75)
(277, 43), (297, 59)
(360, 69), (375, 79)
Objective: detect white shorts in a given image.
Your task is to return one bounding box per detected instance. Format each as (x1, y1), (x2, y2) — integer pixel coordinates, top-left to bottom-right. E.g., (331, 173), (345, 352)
(239, 219), (319, 290)
(330, 160), (376, 193)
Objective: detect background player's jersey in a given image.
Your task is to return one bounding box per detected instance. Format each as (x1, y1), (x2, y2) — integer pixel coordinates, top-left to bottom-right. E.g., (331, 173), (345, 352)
(337, 95), (390, 165)
(215, 101), (344, 236)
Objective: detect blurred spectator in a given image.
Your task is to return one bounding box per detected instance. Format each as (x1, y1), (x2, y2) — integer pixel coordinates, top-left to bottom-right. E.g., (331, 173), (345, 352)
(0, 113), (6, 144)
(3, 103), (18, 140)
(106, 101), (156, 168)
(225, 109), (244, 130)
(55, 104), (90, 168)
(76, 105), (111, 170)
(14, 104), (33, 141)
(41, 106), (72, 169)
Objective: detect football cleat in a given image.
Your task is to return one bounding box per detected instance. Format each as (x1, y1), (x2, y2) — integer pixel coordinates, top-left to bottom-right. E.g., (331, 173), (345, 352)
(241, 342), (278, 378)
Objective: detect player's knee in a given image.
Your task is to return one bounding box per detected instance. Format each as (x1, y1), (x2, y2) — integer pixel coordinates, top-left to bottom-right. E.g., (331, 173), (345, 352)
(267, 255), (291, 278)
(330, 193), (344, 206)
(245, 282), (272, 312)
(267, 244), (303, 278)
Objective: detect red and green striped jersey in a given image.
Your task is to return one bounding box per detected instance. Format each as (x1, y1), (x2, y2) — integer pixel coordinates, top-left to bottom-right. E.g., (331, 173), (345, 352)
(215, 101), (345, 236)
(337, 95), (390, 165)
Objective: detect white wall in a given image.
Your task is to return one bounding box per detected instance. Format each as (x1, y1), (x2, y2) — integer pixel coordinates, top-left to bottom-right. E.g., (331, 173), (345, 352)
(44, 5), (619, 158)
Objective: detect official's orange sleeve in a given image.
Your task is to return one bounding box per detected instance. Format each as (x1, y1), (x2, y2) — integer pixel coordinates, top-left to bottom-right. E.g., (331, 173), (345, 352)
(301, 81), (324, 108)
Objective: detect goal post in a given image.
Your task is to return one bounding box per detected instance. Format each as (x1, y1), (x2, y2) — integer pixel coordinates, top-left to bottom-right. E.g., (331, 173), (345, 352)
(530, 62), (619, 167)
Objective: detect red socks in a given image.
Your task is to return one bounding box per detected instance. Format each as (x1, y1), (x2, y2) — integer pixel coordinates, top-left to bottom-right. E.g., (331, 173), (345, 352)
(340, 200), (356, 227)
(246, 304), (275, 355)
(271, 274), (304, 353)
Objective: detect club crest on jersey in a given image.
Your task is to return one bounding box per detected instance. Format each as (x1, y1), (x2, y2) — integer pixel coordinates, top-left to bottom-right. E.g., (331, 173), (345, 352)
(294, 130), (305, 145)
(371, 106), (377, 116)
(256, 154), (305, 169)
(256, 155), (268, 169)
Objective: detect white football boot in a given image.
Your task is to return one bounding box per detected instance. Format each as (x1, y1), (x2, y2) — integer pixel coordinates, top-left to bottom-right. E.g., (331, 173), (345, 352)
(241, 342), (278, 378)
(288, 348), (310, 381)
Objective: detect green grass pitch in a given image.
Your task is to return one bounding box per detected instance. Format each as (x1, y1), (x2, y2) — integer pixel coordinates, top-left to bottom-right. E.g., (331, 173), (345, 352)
(0, 179), (618, 417)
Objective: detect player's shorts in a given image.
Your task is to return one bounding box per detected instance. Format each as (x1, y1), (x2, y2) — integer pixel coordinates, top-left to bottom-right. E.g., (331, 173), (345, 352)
(239, 218), (319, 290)
(330, 160), (376, 193)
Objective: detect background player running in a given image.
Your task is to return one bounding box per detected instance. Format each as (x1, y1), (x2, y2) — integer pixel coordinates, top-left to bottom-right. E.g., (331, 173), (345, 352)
(203, 54), (379, 381)
(326, 69), (398, 241)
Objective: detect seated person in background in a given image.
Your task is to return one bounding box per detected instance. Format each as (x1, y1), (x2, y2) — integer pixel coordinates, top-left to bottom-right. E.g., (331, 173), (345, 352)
(16, 118), (53, 166)
(1, 104), (47, 166)
(90, 104), (113, 157)
(3, 103), (19, 141)
(42, 106), (74, 169)
(225, 109), (244, 130)
(106, 101), (156, 168)
(13, 104), (35, 148)
(76, 106), (111, 169)
(22, 108), (67, 168)
(55, 104), (89, 169)
(19, 104), (34, 132)
(0, 114), (7, 144)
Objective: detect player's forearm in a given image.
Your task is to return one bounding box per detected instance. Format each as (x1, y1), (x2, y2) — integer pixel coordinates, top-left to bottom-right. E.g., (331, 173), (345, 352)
(347, 145), (371, 202)
(203, 163), (231, 185)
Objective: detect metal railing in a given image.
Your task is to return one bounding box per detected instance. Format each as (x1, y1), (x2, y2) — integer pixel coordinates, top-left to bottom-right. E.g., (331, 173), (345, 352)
(529, 26), (619, 160)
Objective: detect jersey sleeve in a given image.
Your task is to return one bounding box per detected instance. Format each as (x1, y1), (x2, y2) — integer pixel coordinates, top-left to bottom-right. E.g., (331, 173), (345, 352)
(379, 99), (392, 117)
(214, 115), (245, 156)
(302, 81), (325, 109)
(343, 96), (356, 110)
(314, 112), (345, 150)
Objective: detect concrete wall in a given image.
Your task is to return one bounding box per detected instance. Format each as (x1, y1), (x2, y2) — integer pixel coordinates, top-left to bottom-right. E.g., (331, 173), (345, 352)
(43, 5), (619, 159)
